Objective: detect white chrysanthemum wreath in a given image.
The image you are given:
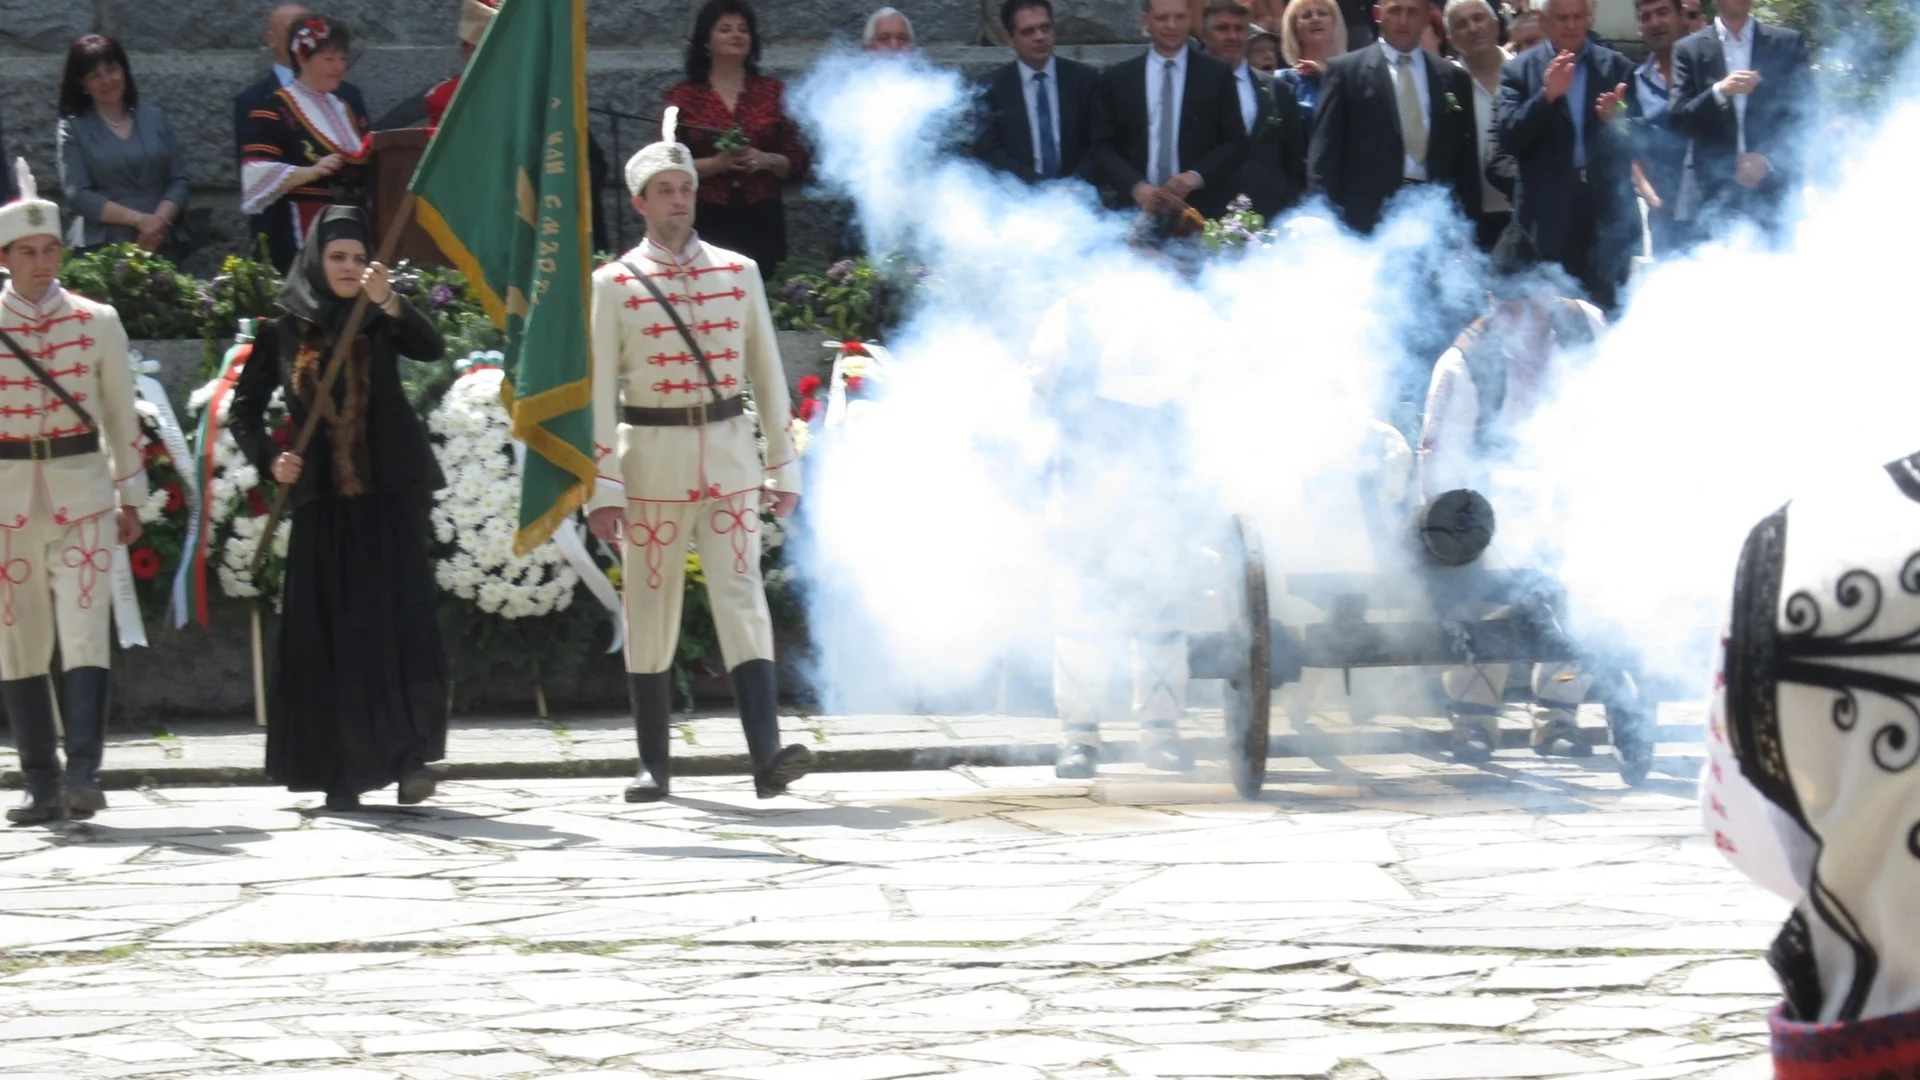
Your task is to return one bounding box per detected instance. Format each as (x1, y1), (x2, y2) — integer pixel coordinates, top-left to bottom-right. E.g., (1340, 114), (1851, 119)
(427, 354), (580, 619)
(187, 359), (292, 607)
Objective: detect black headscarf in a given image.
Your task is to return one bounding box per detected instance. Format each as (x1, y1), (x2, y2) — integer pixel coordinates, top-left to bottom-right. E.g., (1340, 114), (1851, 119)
(279, 205), (371, 337)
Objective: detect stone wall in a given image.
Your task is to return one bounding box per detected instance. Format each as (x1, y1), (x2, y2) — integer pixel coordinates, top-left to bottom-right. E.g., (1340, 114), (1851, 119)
(0, 0), (1148, 270)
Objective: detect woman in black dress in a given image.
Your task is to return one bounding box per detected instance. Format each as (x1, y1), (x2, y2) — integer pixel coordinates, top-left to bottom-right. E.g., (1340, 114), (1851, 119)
(229, 206), (449, 811)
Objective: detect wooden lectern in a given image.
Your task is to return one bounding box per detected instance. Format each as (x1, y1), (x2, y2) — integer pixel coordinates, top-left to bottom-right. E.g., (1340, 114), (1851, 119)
(369, 129), (448, 268)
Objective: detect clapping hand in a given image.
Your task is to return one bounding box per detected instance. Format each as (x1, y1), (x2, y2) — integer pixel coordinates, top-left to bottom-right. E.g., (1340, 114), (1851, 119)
(1595, 82), (1629, 123)
(1292, 59), (1325, 79)
(1544, 50), (1578, 101)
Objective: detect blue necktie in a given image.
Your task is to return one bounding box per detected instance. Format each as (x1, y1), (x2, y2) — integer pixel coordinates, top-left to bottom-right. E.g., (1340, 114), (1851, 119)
(1035, 71), (1060, 178)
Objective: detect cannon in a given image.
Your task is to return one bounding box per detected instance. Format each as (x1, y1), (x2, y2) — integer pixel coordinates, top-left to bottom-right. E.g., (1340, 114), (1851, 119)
(1187, 494), (1658, 799)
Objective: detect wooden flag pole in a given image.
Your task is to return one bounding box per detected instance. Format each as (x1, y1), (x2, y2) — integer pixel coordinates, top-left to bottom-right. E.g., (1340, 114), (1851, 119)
(249, 192), (419, 576)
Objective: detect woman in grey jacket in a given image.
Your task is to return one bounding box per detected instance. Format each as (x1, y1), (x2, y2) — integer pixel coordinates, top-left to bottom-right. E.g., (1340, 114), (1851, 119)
(56, 34), (190, 260)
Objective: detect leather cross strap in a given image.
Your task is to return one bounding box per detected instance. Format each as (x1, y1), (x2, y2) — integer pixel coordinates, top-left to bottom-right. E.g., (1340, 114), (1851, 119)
(0, 325), (98, 434)
(621, 259), (727, 408)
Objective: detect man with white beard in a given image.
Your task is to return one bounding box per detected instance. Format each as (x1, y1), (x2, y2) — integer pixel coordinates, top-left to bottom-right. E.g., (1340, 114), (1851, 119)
(1028, 210), (1214, 779)
(1701, 452), (1920, 1072)
(1417, 229), (1606, 761)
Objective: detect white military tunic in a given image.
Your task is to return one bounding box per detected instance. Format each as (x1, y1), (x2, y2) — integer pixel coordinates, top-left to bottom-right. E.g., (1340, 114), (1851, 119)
(588, 235), (800, 675)
(0, 281), (146, 678)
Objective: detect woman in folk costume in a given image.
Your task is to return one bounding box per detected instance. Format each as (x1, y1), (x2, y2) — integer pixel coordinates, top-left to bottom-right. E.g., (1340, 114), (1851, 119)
(239, 15), (370, 273)
(0, 160), (147, 825)
(1703, 451), (1920, 1076)
(585, 108), (812, 803)
(228, 207), (449, 812)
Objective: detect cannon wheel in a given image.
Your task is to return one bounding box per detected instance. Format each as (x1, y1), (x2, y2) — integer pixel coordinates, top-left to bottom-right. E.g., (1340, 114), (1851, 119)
(1600, 671), (1654, 787)
(1223, 514), (1272, 800)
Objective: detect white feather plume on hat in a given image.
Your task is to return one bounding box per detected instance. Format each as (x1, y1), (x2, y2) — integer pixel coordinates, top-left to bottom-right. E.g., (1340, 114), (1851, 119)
(0, 158), (61, 250)
(623, 106), (699, 198)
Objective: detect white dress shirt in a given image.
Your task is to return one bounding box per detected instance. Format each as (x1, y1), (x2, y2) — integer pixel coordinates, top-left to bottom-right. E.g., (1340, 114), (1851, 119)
(1144, 45), (1190, 180)
(1710, 16), (1754, 153)
(1231, 60), (1260, 133)
(1020, 56), (1063, 177)
(273, 62), (295, 87)
(1457, 58), (1510, 213)
(1381, 40), (1432, 182)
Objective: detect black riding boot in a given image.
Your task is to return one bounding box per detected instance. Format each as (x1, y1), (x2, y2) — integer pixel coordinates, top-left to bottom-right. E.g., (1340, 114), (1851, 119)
(732, 660), (812, 799)
(62, 667), (110, 818)
(625, 672), (674, 803)
(3, 676), (66, 825)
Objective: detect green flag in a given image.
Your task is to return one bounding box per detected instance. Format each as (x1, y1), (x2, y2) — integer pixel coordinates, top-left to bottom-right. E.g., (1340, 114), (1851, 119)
(410, 0), (594, 555)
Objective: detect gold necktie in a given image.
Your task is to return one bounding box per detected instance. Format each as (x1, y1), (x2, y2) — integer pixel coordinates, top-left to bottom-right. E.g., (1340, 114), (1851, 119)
(1397, 52), (1428, 168)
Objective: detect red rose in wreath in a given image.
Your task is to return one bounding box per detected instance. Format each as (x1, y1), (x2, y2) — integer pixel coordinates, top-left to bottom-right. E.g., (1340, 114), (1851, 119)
(162, 482), (186, 514)
(797, 396), (820, 422)
(142, 440), (167, 464)
(845, 375), (865, 396)
(129, 547), (161, 581)
(798, 374), (822, 398)
(270, 422), (293, 450)
(842, 342), (868, 357)
(246, 487), (270, 517)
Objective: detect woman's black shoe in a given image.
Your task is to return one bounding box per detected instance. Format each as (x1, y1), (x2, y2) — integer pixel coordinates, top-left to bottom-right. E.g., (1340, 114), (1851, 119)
(323, 790), (362, 812)
(397, 768), (436, 805)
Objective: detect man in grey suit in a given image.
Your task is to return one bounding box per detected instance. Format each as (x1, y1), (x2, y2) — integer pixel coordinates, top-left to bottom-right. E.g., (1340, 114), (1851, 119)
(1667, 0), (1809, 237)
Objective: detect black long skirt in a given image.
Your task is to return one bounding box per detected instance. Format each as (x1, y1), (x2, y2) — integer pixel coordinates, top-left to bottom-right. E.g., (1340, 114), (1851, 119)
(695, 196), (788, 281)
(266, 493), (448, 795)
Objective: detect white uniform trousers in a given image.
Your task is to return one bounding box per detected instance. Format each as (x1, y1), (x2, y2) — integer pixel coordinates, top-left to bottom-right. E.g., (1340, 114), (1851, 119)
(0, 490), (114, 680)
(620, 492), (774, 676)
(1053, 632), (1190, 747)
(1441, 662), (1591, 738)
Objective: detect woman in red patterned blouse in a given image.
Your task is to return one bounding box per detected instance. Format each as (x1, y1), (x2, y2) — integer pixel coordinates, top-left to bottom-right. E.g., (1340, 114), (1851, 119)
(663, 0), (810, 280)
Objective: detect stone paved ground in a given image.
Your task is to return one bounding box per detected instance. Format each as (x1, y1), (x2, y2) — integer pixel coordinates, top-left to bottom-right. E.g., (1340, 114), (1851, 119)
(6, 702), (1708, 789)
(0, 739), (1785, 1080)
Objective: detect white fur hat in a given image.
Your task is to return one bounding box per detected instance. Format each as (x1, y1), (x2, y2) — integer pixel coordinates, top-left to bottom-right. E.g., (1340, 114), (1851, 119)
(623, 106), (699, 198)
(458, 0), (500, 47)
(0, 159), (61, 251)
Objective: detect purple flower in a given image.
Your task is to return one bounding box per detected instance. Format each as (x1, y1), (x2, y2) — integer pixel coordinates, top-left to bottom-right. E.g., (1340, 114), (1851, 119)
(148, 273), (176, 299)
(393, 275), (421, 296)
(430, 283), (456, 309)
(1228, 194), (1254, 214)
(825, 260), (856, 283)
(781, 279), (811, 304)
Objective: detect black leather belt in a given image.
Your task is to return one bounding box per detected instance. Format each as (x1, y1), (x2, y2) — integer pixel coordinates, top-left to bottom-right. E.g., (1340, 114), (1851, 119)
(622, 396), (746, 428)
(0, 432), (101, 461)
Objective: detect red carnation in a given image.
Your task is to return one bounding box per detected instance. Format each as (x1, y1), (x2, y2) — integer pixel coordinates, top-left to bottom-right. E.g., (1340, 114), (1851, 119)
(842, 342), (868, 357)
(129, 547), (161, 581)
(162, 482), (185, 513)
(246, 487), (270, 516)
(798, 375), (822, 397)
(142, 440), (166, 463)
(798, 397), (820, 422)
(270, 421), (293, 449)
(845, 376), (865, 396)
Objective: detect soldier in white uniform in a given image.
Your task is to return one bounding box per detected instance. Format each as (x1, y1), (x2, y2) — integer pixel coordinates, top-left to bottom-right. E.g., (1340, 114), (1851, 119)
(0, 161), (146, 824)
(1417, 230), (1605, 761)
(585, 111), (812, 803)
(1029, 212), (1216, 779)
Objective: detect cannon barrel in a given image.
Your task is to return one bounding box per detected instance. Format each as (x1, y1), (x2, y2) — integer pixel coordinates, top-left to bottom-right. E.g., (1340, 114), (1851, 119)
(1414, 489), (1496, 567)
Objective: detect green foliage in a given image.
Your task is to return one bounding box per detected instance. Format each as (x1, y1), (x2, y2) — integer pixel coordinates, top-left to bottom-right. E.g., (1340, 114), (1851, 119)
(770, 255), (928, 342)
(1202, 196), (1274, 255)
(714, 125), (750, 152)
(197, 245), (285, 377)
(59, 245), (203, 340)
(1765, 0), (1917, 103)
(438, 595), (609, 711)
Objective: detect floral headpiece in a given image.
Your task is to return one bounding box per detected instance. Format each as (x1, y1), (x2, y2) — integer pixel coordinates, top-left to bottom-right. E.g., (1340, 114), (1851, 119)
(290, 17), (333, 64)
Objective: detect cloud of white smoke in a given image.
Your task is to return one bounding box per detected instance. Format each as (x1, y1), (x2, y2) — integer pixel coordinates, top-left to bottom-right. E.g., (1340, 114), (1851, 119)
(783, 40), (1917, 716)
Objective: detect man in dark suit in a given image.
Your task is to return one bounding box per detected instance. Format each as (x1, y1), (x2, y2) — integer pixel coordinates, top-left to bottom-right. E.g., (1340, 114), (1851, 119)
(232, 3), (369, 263)
(1667, 0), (1808, 237)
(1497, 0), (1637, 312)
(1306, 0), (1479, 235)
(1089, 0), (1250, 220)
(976, 0), (1101, 185)
(1201, 0), (1305, 218)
